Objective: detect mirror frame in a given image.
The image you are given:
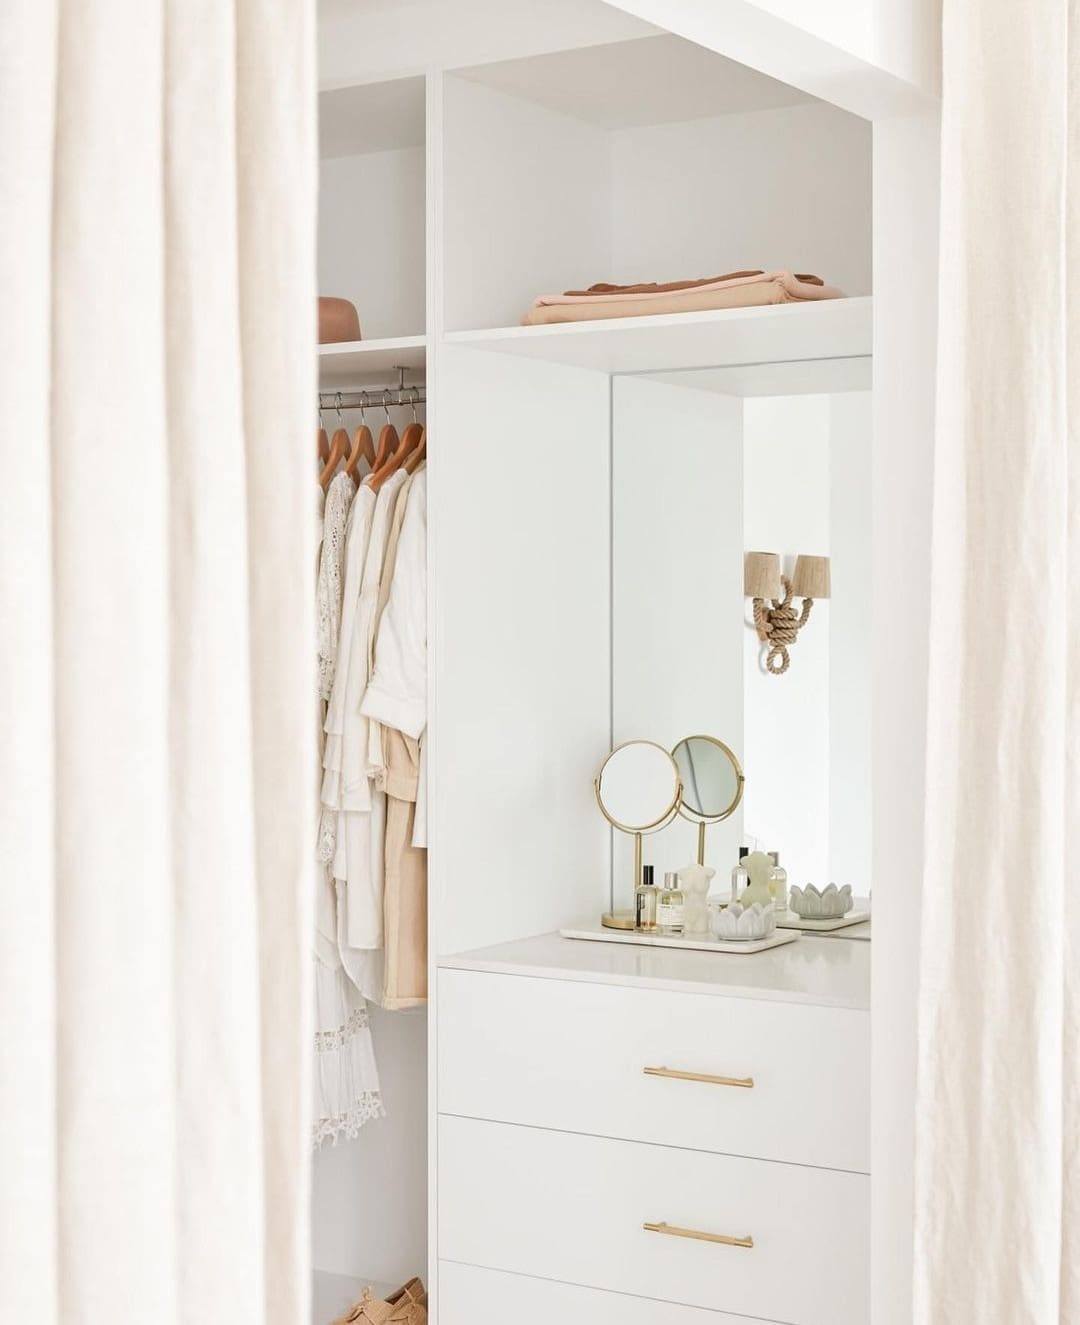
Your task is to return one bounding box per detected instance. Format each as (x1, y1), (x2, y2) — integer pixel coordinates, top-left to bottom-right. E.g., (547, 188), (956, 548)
(671, 733), (745, 826)
(594, 739), (683, 834)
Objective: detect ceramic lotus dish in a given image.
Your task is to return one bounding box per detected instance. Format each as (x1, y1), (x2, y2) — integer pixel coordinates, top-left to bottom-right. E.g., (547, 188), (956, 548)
(789, 882), (853, 919)
(710, 901), (776, 942)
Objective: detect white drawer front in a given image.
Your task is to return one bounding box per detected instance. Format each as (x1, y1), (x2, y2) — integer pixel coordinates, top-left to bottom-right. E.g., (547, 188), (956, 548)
(438, 1116), (869, 1325)
(438, 969), (869, 1172)
(438, 1262), (784, 1325)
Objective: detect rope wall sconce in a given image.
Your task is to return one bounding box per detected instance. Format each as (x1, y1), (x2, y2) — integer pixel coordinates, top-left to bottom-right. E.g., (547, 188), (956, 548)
(745, 551), (831, 675)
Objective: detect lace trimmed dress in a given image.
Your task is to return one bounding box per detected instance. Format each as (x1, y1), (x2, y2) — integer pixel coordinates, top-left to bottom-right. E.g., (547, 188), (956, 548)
(314, 471), (384, 1146)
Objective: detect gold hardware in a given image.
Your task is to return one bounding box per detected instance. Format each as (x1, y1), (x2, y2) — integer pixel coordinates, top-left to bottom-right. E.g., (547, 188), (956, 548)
(643, 1065), (754, 1089)
(644, 1221), (753, 1250)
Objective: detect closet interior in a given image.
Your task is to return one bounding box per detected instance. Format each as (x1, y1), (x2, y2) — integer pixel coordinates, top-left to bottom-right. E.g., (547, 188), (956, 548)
(310, 4), (905, 1321)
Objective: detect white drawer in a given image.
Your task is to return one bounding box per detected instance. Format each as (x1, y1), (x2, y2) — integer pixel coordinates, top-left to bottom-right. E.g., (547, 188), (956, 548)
(438, 1116), (868, 1325)
(438, 969), (869, 1172)
(438, 1262), (784, 1325)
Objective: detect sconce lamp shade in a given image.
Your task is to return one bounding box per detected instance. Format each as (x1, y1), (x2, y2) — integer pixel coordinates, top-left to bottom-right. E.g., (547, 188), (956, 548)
(744, 551), (782, 599)
(791, 554), (831, 599)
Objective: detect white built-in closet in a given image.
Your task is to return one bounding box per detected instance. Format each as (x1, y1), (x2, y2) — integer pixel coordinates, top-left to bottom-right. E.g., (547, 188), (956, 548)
(311, 3), (940, 1323)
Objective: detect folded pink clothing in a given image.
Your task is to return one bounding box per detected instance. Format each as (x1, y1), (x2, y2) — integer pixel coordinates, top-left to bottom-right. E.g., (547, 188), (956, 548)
(520, 274), (843, 327)
(524, 266), (842, 323)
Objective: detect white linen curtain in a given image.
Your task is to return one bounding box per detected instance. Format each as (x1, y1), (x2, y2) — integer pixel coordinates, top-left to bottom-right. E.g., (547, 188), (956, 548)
(914, 0), (1079, 1319)
(0, 2), (316, 1323)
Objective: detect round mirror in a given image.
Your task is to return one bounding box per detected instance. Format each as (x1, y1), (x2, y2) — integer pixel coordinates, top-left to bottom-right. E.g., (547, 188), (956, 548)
(672, 735), (744, 824)
(595, 740), (682, 833)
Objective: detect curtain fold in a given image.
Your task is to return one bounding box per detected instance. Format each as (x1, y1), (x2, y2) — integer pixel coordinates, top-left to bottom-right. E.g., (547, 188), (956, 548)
(914, 1), (1080, 1319)
(0, 1), (316, 1321)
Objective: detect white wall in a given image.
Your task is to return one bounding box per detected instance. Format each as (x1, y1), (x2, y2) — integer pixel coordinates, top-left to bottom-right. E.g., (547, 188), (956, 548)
(610, 377), (744, 907)
(319, 147), (426, 340)
(432, 347), (613, 954)
(311, 1007), (428, 1285)
(742, 396), (831, 885)
(441, 77), (610, 331)
(829, 392), (872, 894)
(611, 103), (872, 298)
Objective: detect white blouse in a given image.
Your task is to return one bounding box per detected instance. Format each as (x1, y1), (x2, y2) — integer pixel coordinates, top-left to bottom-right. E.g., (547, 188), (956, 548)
(361, 470), (427, 740)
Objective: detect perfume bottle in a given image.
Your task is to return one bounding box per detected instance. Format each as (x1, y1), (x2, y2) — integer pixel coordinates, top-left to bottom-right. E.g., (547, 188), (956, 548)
(730, 847), (750, 903)
(635, 864), (658, 931)
(656, 872), (685, 935)
(768, 851), (788, 912)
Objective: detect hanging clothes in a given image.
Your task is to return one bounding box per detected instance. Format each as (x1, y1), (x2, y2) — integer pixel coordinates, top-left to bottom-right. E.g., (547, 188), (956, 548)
(313, 468), (382, 1147)
(361, 470), (427, 743)
(316, 470), (358, 702)
(325, 468), (409, 1000)
(312, 960), (383, 1147)
(362, 469), (428, 1006)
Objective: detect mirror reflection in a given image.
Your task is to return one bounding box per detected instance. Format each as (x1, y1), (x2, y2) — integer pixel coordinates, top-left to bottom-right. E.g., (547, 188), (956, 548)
(673, 736), (742, 820)
(610, 359), (872, 921)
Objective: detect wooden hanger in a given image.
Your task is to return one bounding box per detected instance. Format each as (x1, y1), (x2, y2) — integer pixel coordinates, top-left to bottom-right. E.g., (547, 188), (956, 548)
(404, 427), (426, 474)
(399, 389), (426, 474)
(365, 392), (400, 485)
(369, 390), (424, 490)
(317, 406), (330, 464)
(319, 396), (350, 490)
(345, 402), (376, 480)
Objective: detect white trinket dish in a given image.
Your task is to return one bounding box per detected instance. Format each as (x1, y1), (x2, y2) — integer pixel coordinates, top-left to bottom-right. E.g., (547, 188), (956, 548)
(789, 882), (853, 920)
(710, 901), (776, 942)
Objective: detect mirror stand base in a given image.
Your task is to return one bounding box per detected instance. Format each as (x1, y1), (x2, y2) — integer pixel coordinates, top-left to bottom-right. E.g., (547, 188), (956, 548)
(601, 911), (637, 930)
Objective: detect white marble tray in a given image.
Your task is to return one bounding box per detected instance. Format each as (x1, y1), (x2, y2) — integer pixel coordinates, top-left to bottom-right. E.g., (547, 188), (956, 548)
(775, 908), (870, 932)
(559, 924), (799, 955)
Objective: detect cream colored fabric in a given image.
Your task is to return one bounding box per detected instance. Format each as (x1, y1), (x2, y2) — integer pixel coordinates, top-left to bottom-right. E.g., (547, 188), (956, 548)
(368, 466), (419, 778)
(364, 467), (427, 1008)
(0, 2), (316, 1322)
(381, 729), (428, 1010)
(913, 1), (1079, 1319)
(362, 471), (428, 740)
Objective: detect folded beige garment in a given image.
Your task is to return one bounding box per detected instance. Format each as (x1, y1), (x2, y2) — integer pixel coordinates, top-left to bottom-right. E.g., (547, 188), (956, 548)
(564, 269), (767, 296)
(521, 278), (835, 326)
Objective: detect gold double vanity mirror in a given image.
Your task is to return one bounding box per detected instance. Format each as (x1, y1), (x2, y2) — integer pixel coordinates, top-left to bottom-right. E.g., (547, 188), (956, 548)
(672, 736), (744, 866)
(592, 354), (873, 941)
(595, 740), (682, 929)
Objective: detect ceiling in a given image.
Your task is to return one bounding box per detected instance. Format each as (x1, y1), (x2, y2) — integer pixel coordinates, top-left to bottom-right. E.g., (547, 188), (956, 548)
(458, 34), (812, 130)
(319, 77), (426, 158)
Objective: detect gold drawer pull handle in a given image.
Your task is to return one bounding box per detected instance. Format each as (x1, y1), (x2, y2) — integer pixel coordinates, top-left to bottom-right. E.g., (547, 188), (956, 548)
(643, 1065), (754, 1089)
(644, 1221), (754, 1250)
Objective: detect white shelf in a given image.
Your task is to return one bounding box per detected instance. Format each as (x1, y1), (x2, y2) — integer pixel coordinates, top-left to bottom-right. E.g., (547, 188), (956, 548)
(444, 296), (872, 379)
(318, 335), (426, 389)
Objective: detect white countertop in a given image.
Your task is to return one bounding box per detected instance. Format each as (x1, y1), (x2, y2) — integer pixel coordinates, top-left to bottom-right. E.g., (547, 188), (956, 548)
(439, 928), (870, 1011)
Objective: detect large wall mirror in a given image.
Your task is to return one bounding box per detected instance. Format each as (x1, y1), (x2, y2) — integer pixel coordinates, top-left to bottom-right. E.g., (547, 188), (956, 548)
(610, 357), (872, 918)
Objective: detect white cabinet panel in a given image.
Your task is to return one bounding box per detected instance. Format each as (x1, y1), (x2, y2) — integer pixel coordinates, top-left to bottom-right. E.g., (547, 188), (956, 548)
(438, 1115), (869, 1325)
(438, 1262), (783, 1325)
(438, 969), (869, 1172)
